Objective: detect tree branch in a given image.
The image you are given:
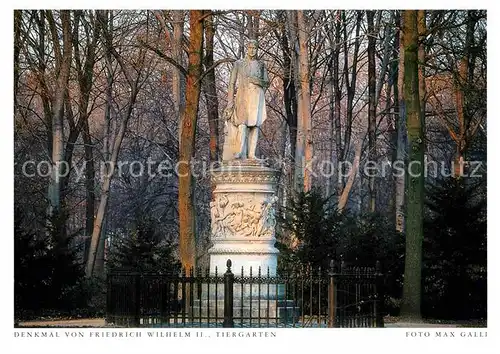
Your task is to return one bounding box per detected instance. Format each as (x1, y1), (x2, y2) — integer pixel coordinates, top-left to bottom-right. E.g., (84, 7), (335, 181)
(138, 39), (188, 77)
(199, 57), (236, 82)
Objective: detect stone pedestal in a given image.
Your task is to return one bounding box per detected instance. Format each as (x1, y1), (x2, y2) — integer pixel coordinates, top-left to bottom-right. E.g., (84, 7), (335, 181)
(201, 160), (298, 325)
(208, 160), (280, 276)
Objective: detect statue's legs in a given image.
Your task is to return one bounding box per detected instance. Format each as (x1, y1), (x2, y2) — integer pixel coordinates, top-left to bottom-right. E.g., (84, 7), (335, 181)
(248, 126), (259, 159)
(234, 124), (248, 159)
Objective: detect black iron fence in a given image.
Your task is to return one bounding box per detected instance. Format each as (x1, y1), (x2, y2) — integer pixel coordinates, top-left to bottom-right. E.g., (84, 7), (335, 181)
(106, 260), (384, 328)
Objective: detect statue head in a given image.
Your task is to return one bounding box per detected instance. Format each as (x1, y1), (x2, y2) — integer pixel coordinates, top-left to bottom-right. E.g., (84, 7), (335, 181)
(247, 40), (258, 59)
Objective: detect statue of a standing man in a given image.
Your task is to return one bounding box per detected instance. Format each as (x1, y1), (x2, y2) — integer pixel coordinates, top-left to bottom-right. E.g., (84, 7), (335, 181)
(223, 40), (270, 160)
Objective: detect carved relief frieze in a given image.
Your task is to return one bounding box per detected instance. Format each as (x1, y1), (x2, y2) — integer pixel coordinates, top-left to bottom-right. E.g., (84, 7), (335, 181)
(210, 193), (278, 239)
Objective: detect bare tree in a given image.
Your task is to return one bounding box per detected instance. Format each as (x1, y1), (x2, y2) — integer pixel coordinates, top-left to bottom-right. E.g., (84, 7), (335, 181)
(86, 11), (150, 277)
(178, 10), (204, 270)
(400, 10), (424, 320)
(62, 11), (101, 261)
(46, 10), (72, 243)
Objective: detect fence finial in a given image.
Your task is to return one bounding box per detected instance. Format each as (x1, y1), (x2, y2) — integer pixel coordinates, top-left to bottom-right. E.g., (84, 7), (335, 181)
(226, 259), (232, 271)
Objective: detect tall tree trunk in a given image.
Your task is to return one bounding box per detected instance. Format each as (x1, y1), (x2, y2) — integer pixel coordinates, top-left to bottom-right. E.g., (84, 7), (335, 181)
(296, 10), (313, 192)
(86, 10), (143, 277)
(68, 10), (101, 266)
(278, 10), (298, 162)
(395, 11), (407, 233)
(203, 11), (220, 162)
(172, 10), (186, 144)
(34, 11), (54, 159)
(286, 10), (313, 194)
(367, 10), (377, 213)
(90, 9), (114, 268)
(400, 10), (424, 320)
(178, 10), (204, 271)
(47, 10), (72, 244)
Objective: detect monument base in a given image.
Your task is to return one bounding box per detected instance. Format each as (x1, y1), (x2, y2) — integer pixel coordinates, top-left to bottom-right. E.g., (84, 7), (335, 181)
(208, 159), (280, 276)
(207, 159), (283, 325)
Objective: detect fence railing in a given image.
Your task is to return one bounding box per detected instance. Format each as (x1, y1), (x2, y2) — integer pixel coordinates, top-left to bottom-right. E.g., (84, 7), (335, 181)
(106, 260), (384, 328)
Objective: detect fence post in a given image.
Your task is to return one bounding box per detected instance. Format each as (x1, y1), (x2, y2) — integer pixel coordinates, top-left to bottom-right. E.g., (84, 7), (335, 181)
(223, 259), (234, 328)
(328, 259), (336, 328)
(375, 261), (384, 327)
(134, 272), (141, 327)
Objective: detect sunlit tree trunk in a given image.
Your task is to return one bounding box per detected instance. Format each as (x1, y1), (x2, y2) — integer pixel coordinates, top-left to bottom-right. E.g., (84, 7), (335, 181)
(203, 11), (220, 162)
(178, 10), (204, 271)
